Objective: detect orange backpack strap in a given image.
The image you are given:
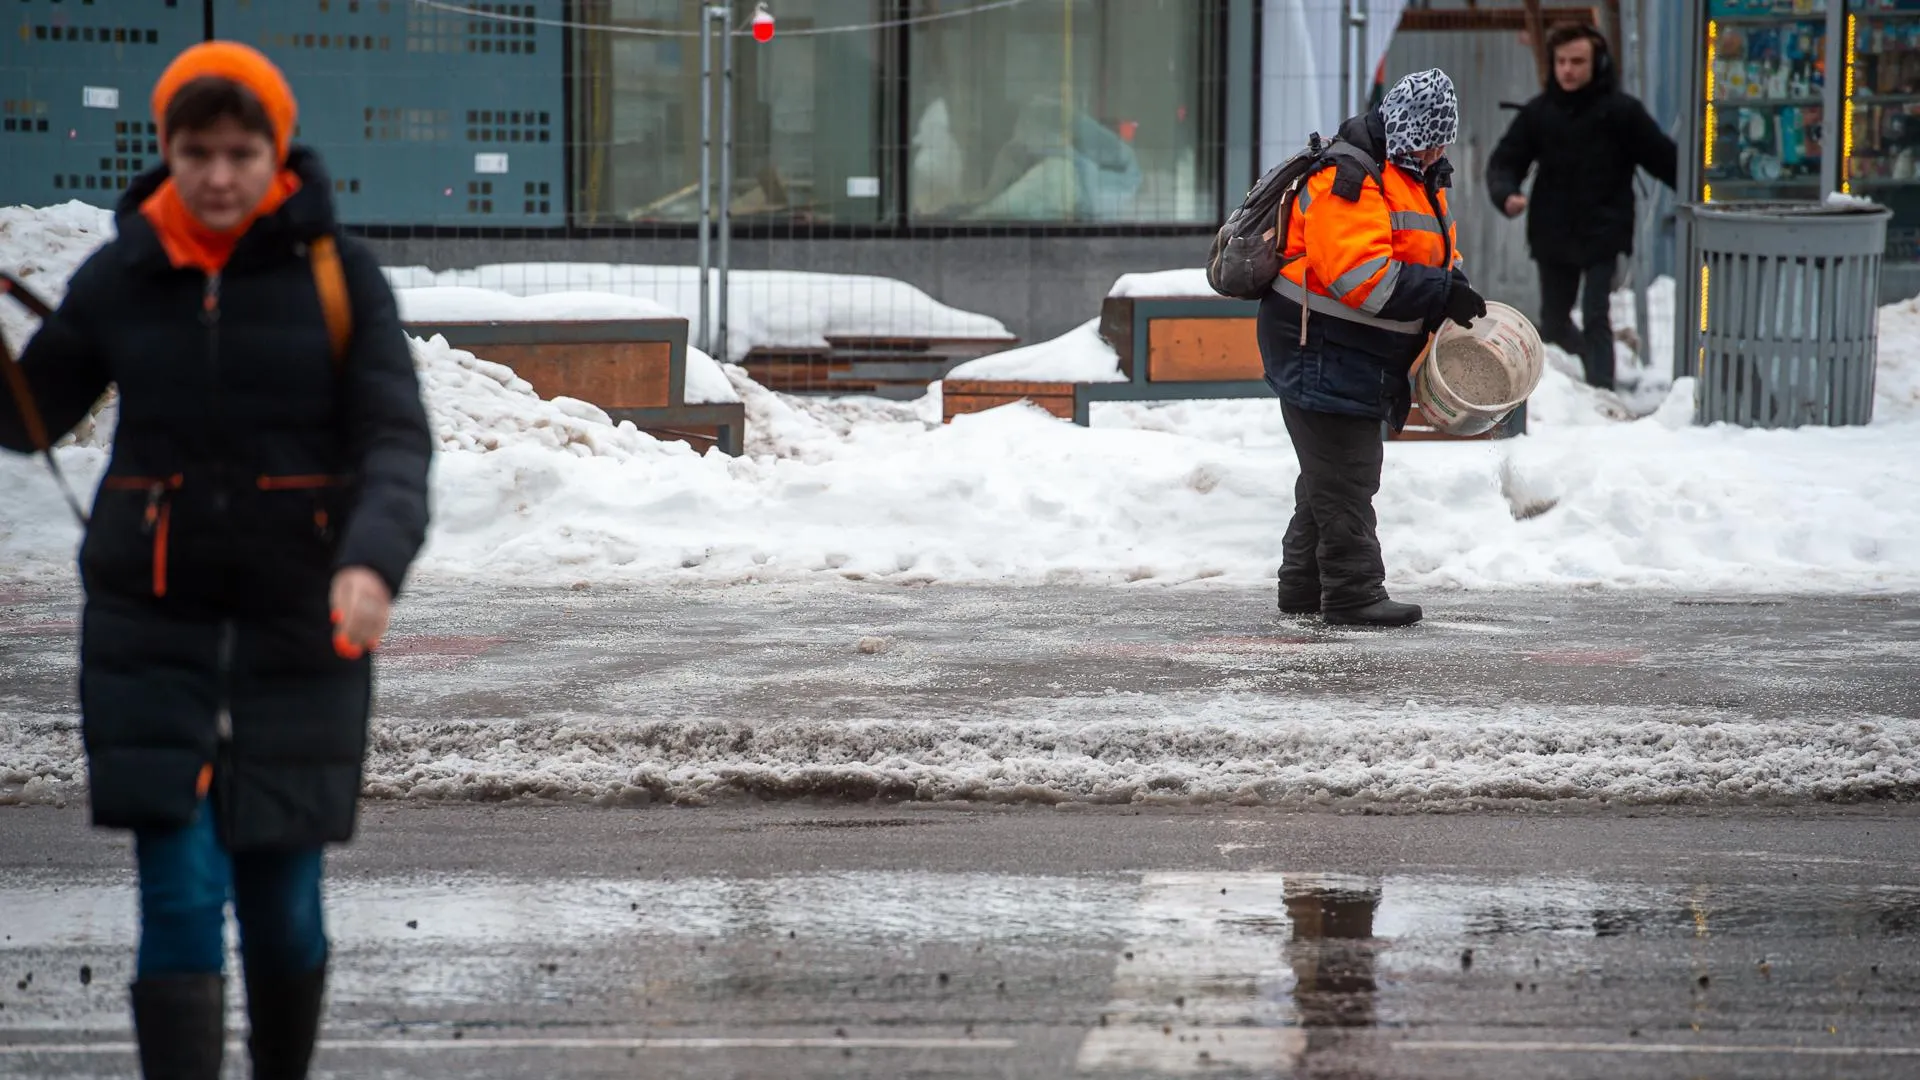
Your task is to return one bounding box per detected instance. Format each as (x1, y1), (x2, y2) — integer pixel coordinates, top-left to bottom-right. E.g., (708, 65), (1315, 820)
(309, 234), (352, 370)
(0, 276), (52, 452)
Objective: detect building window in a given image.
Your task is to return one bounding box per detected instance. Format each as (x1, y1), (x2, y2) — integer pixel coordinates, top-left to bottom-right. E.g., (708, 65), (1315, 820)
(907, 0), (1221, 224)
(572, 0), (895, 226)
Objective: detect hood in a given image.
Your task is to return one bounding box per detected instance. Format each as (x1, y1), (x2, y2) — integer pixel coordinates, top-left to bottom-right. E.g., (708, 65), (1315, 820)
(116, 146), (339, 272)
(1379, 69), (1459, 173)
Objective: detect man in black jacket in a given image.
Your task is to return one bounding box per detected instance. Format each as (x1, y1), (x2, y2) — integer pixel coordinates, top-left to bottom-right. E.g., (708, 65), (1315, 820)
(1486, 23), (1676, 390)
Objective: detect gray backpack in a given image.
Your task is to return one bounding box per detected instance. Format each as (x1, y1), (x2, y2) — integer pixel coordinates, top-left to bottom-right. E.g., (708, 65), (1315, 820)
(1206, 134), (1383, 300)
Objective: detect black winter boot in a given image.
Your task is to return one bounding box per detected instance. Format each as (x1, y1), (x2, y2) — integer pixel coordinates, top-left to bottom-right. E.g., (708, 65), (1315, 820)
(246, 959), (328, 1080)
(130, 973), (226, 1080)
(1324, 598), (1423, 627)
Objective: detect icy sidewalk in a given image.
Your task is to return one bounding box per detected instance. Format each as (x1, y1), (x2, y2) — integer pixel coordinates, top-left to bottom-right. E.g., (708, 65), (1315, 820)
(3, 583), (1914, 809)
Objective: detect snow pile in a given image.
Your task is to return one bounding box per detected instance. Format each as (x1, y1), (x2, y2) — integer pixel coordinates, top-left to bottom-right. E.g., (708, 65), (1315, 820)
(397, 285), (739, 405)
(413, 335), (705, 462)
(1108, 267), (1214, 298)
(384, 263), (1014, 363)
(1869, 297), (1920, 423)
(346, 696), (1920, 808)
(4, 203), (1920, 595)
(397, 285), (680, 324)
(12, 682), (1917, 809)
(946, 319), (1125, 383)
(0, 201), (114, 353)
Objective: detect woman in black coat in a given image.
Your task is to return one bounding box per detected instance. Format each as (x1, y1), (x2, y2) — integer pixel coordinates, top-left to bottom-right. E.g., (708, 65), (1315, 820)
(0, 43), (430, 1079)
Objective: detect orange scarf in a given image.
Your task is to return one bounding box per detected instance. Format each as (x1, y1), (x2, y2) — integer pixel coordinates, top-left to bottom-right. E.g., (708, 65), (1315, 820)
(139, 168), (302, 277)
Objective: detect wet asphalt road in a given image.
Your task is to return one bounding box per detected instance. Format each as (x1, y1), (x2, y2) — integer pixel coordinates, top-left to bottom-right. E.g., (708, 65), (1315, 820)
(3, 582), (1919, 1076)
(5, 803), (1920, 1080)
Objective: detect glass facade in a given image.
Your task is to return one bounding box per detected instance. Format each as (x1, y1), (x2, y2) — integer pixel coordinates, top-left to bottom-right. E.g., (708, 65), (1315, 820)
(907, 0), (1223, 223)
(573, 0), (1224, 228)
(573, 0), (896, 226)
(1702, 0), (1829, 202)
(1846, 0), (1920, 259)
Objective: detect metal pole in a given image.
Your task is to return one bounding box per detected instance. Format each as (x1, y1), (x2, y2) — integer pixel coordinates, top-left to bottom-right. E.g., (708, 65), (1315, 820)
(1351, 4), (1368, 116)
(717, 3), (734, 363)
(1339, 0), (1353, 117)
(1628, 0), (1651, 373)
(1673, 0), (1703, 383)
(697, 6), (713, 355)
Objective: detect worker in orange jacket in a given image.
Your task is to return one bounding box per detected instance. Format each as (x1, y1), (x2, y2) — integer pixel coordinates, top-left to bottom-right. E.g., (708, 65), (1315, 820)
(1258, 68), (1486, 627)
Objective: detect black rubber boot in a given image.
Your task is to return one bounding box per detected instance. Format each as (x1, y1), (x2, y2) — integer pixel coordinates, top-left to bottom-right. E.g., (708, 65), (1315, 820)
(1323, 598), (1423, 627)
(130, 973), (226, 1080)
(246, 960), (327, 1080)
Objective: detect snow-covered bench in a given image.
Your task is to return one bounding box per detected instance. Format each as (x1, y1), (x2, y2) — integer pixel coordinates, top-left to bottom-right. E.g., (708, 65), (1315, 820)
(743, 333), (1020, 400)
(943, 274), (1524, 440)
(399, 288), (746, 456)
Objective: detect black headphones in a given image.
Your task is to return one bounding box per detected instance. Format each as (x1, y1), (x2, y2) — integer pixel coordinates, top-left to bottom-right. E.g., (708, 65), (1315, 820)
(1592, 28), (1615, 79)
(1549, 24), (1613, 81)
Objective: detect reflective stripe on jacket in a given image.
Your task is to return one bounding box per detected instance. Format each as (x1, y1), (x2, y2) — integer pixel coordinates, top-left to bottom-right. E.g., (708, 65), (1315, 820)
(1257, 109), (1463, 426)
(1277, 153), (1458, 337)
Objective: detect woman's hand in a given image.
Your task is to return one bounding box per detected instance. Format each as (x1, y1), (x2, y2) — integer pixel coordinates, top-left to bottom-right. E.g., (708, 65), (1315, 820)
(330, 566), (392, 660)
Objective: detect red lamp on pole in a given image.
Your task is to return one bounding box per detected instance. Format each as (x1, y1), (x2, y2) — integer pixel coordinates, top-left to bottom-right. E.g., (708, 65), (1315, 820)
(750, 4), (775, 42)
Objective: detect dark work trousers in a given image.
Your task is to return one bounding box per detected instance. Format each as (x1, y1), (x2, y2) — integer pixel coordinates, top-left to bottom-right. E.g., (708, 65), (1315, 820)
(1278, 401), (1390, 612)
(1537, 257), (1616, 390)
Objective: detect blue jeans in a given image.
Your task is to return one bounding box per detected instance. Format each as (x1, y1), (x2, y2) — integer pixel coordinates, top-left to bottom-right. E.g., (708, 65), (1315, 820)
(134, 803), (328, 978)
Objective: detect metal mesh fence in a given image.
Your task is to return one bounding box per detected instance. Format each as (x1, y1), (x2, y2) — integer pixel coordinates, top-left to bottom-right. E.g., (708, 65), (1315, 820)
(1, 0), (1237, 393)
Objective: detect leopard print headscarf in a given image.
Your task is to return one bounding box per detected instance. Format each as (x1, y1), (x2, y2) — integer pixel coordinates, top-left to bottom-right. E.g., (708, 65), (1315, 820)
(1379, 68), (1459, 173)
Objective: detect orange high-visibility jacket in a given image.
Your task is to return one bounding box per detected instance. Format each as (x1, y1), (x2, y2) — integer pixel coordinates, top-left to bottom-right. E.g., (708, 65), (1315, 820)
(1275, 151), (1460, 339)
(1257, 113), (1469, 425)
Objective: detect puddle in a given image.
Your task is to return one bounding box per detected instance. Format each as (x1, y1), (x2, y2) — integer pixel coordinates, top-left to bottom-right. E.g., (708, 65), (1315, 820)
(5, 868), (1918, 1068)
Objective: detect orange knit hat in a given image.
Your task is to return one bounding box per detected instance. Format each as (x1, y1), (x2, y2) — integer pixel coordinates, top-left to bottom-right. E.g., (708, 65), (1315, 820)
(150, 42), (298, 163)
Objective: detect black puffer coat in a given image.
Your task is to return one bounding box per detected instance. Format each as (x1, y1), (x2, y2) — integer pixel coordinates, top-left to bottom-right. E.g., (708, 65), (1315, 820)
(0, 148), (431, 850)
(1485, 57), (1677, 267)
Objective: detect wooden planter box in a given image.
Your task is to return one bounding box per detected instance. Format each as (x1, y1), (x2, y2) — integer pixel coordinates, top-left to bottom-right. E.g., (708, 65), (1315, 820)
(404, 317), (747, 455)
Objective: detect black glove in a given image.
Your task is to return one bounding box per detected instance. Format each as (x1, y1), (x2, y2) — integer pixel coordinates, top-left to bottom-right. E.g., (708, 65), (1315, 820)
(1442, 270), (1487, 328)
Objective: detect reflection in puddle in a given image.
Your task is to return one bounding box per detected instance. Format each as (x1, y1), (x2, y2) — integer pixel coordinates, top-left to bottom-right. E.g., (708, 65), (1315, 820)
(1285, 876), (1380, 1030)
(6, 868), (1920, 1074)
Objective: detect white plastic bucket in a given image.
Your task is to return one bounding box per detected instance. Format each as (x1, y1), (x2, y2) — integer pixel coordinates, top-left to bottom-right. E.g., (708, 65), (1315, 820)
(1411, 300), (1545, 437)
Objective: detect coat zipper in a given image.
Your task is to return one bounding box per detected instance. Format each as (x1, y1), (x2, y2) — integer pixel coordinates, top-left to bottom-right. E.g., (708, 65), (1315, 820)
(216, 619), (235, 743)
(1425, 175), (1454, 270)
(101, 474), (185, 597)
(203, 273), (229, 517)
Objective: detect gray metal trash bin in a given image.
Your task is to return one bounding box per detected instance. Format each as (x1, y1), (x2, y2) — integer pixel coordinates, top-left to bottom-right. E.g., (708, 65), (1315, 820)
(1679, 201), (1891, 428)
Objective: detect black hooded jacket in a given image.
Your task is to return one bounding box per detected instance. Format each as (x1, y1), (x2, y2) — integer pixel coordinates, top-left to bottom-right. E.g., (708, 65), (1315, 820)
(0, 148), (431, 849)
(1485, 45), (1677, 267)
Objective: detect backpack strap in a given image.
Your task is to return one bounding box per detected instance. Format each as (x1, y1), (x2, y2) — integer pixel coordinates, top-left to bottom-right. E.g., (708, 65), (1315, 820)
(1323, 141), (1385, 203)
(1, 272), (93, 525)
(0, 274), (53, 453)
(309, 235), (352, 371)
